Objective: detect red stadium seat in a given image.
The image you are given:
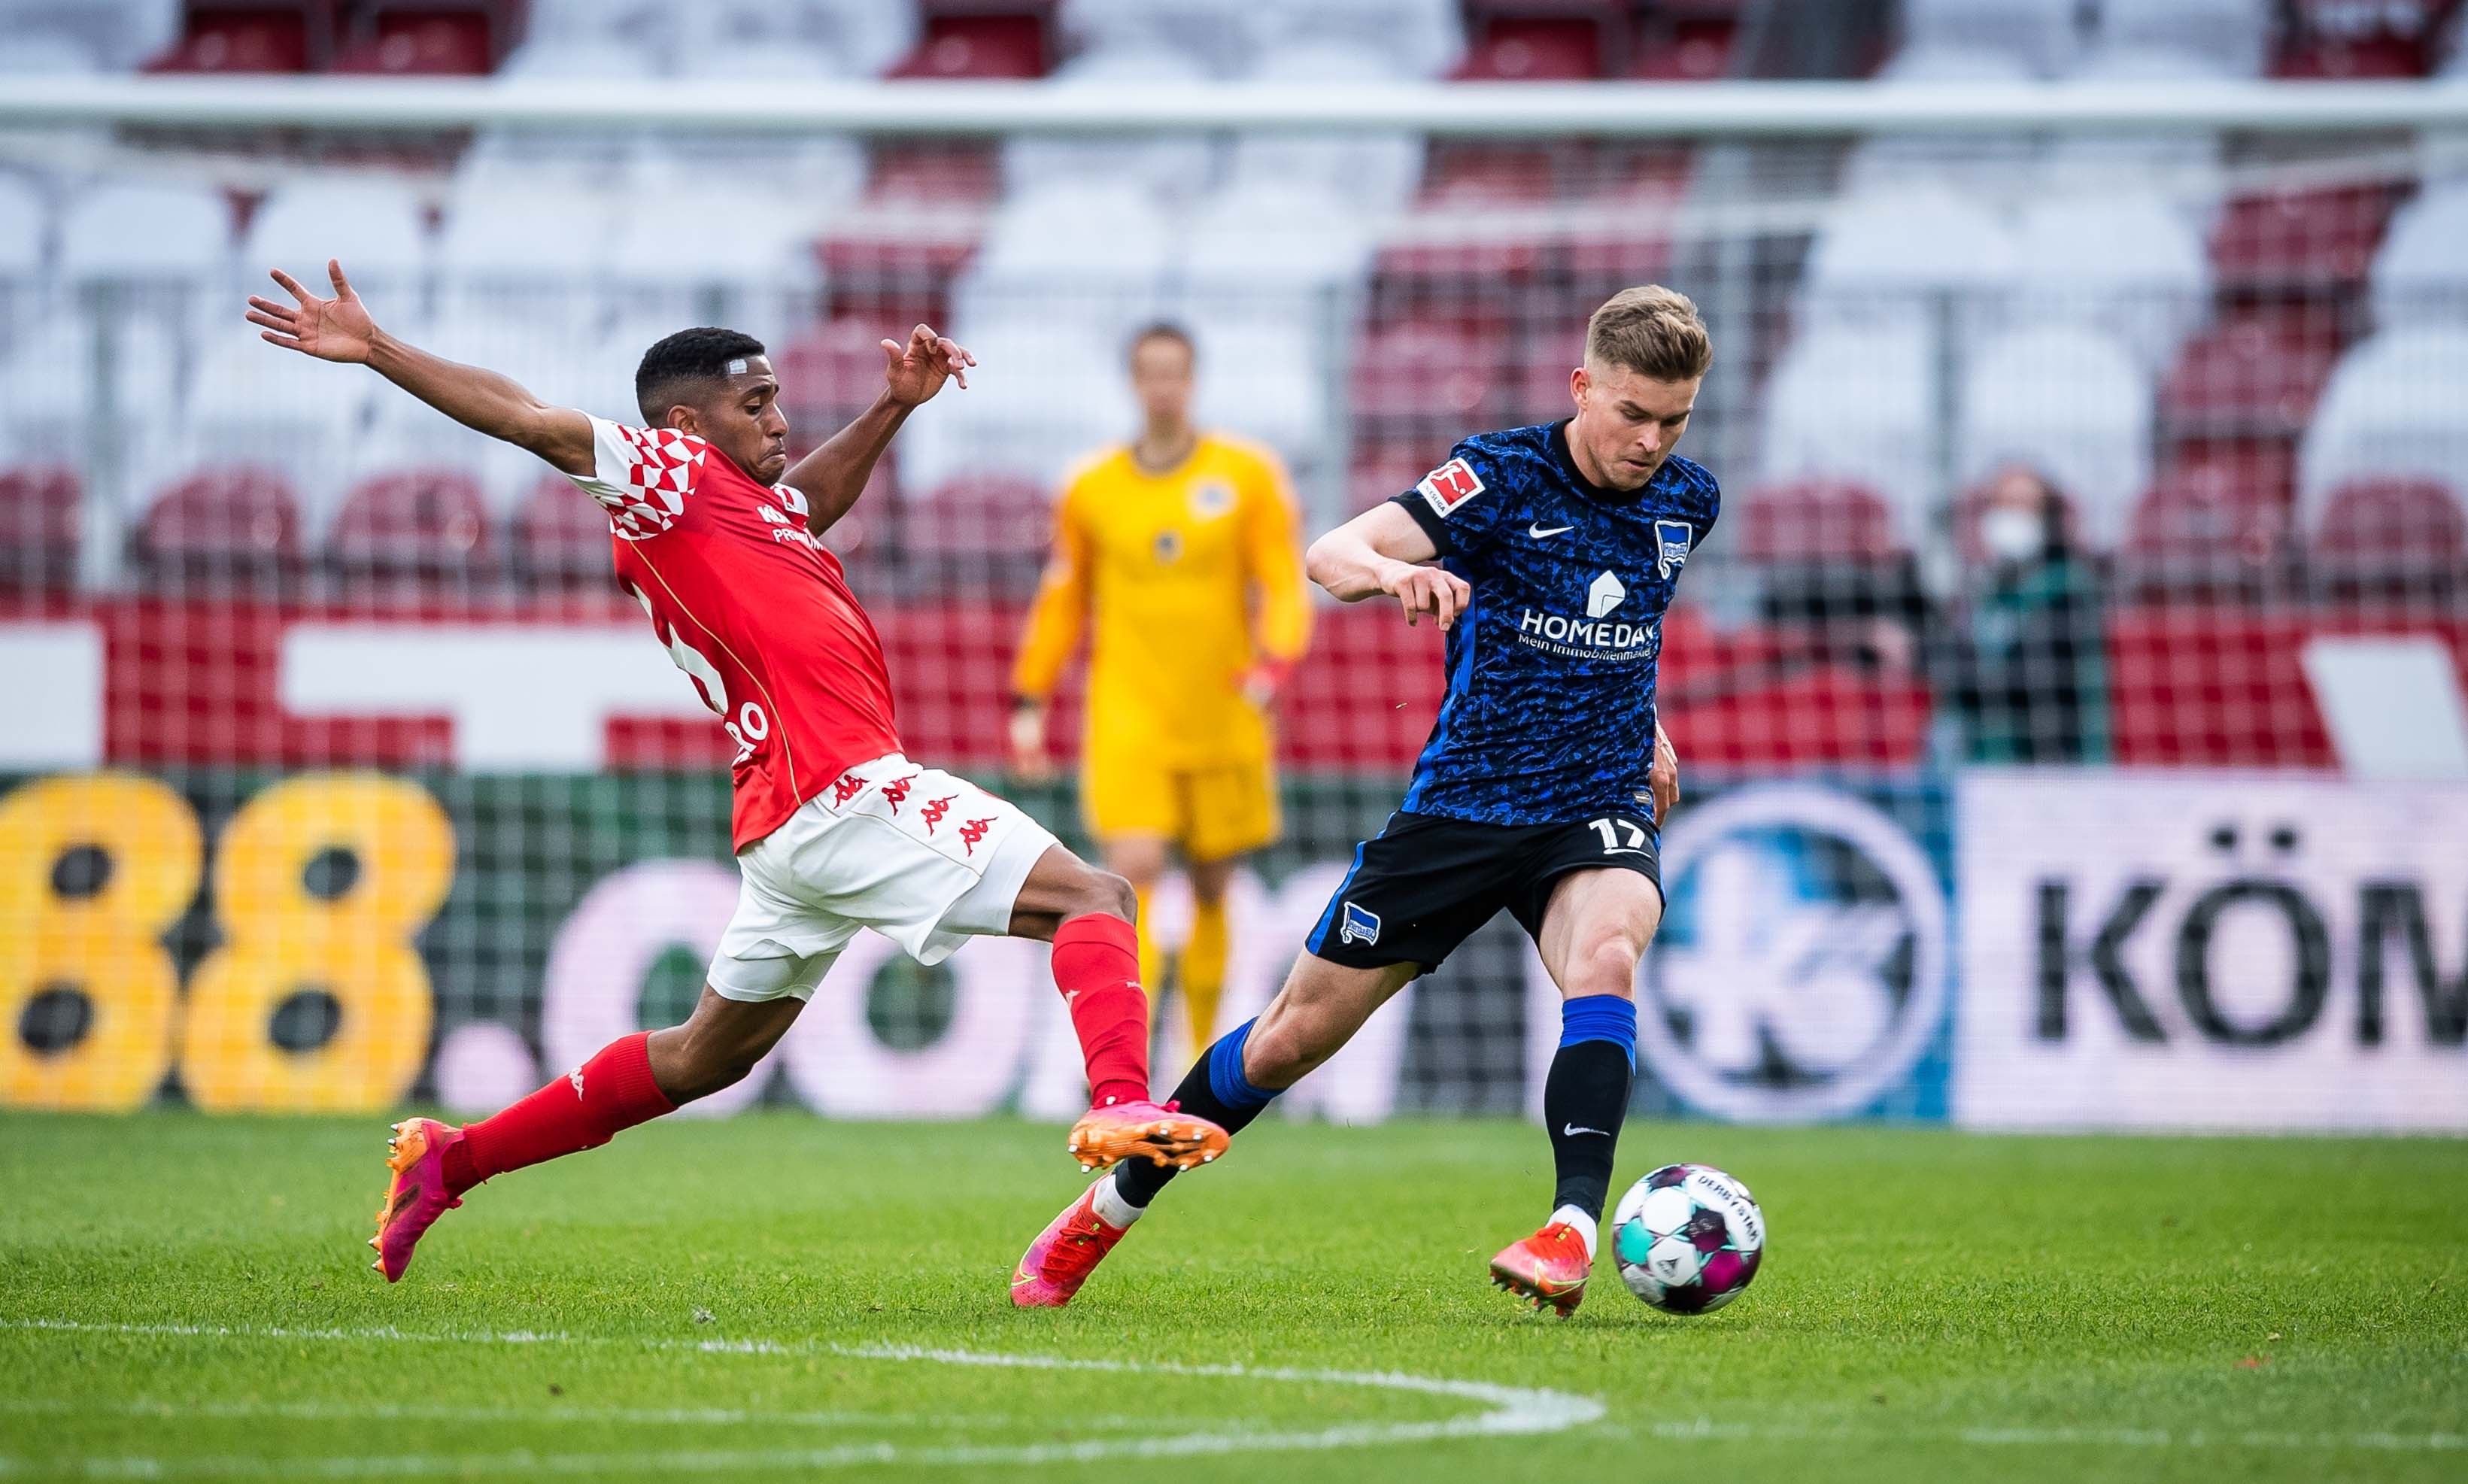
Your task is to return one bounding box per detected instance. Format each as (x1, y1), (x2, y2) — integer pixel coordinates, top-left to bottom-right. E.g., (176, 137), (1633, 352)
(2310, 478), (2468, 599)
(1350, 321), (1508, 431)
(2278, 0), (2447, 77)
(327, 469), (496, 581)
(1626, 14), (1738, 80)
(778, 317), (909, 429)
(332, 11), (497, 76)
(1349, 447), (1440, 514)
(2209, 184), (2399, 292)
(2117, 462), (2293, 598)
(890, 8), (1051, 80)
(897, 477), (1050, 602)
(147, 2), (336, 72)
(1736, 481), (1904, 564)
(2160, 310), (2342, 437)
(1458, 5), (1623, 80)
(0, 466), (82, 590)
(512, 475), (617, 590)
(136, 467), (304, 590)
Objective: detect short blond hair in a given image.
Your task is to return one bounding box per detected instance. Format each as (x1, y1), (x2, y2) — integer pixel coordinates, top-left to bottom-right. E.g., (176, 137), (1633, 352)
(1585, 285), (1713, 382)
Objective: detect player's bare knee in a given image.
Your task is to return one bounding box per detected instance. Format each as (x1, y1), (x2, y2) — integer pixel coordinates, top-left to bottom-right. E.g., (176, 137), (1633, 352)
(1568, 936), (1643, 1000)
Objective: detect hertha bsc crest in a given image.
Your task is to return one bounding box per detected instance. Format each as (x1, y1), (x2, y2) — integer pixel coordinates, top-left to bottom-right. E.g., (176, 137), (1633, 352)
(1654, 519), (1692, 580)
(1340, 901), (1382, 946)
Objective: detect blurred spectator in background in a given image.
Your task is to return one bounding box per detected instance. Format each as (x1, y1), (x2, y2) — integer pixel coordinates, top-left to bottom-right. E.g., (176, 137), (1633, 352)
(1009, 323), (1310, 1058)
(1937, 465), (2111, 763)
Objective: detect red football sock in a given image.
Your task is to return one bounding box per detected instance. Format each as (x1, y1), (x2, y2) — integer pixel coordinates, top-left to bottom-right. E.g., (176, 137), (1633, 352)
(445, 1030), (675, 1194)
(1051, 912), (1151, 1109)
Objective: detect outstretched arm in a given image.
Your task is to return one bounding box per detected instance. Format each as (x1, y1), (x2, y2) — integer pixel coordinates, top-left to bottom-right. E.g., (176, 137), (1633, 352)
(1304, 501), (1474, 630)
(784, 325), (975, 535)
(247, 259), (594, 475)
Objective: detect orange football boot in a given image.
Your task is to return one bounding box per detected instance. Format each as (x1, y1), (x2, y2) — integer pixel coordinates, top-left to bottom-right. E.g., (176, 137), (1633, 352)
(1489, 1221), (1593, 1317)
(1064, 1098), (1228, 1172)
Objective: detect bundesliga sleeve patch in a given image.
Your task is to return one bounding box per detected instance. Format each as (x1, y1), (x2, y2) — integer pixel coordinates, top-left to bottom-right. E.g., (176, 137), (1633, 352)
(1416, 457), (1486, 517)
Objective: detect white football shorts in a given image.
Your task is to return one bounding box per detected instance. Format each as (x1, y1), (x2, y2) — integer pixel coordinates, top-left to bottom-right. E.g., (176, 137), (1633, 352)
(706, 753), (1057, 1002)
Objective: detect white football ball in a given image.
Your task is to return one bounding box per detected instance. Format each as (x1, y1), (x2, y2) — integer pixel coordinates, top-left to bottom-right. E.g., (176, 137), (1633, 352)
(1610, 1163), (1765, 1314)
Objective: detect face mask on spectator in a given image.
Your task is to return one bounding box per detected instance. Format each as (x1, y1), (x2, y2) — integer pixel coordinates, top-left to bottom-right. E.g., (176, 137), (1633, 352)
(1981, 506), (2041, 563)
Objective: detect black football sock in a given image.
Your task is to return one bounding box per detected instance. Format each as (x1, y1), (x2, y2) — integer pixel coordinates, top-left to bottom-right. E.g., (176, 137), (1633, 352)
(1544, 996), (1639, 1223)
(1112, 1018), (1280, 1208)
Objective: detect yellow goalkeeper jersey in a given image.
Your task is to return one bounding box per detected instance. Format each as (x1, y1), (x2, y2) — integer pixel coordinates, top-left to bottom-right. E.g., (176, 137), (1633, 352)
(1012, 433), (1311, 769)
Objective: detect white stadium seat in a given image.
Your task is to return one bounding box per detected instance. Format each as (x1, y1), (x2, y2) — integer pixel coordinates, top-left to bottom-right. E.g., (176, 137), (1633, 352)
(1845, 47), (2041, 202)
(2012, 190), (2209, 372)
(951, 180), (1176, 344)
(244, 178), (432, 294)
(2093, 0), (2269, 78)
(1226, 43), (1425, 214)
(2039, 47), (2229, 225)
(0, 28), (101, 74)
(2371, 184), (2468, 333)
(1802, 186), (2020, 338)
(1188, 314), (1333, 472)
(2300, 329), (2468, 522)
(438, 185), (618, 287)
(0, 312), (180, 473)
(0, 174), (46, 279)
(354, 309), (610, 510)
(1960, 326), (2152, 548)
(606, 209), (821, 352)
(999, 48), (1219, 204)
(178, 325), (375, 527)
(0, 0), (178, 70)
(59, 181), (232, 284)
(1062, 0), (1262, 77)
(1180, 178), (1376, 302)
(1759, 319), (1937, 539)
(1247, 0), (1462, 79)
(496, 35), (662, 80)
(674, 0), (912, 77)
(1898, 0), (2081, 77)
(895, 318), (1136, 495)
(672, 38), (849, 81)
(519, 2), (678, 58)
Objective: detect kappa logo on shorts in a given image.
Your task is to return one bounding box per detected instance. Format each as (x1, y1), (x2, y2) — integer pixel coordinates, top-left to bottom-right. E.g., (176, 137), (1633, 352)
(1340, 901), (1382, 946)
(959, 818), (995, 854)
(920, 795), (955, 831)
(880, 775), (915, 812)
(832, 772), (870, 806)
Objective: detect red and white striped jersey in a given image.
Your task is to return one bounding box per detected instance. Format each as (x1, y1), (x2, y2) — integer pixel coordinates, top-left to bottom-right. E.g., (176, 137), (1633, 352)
(568, 417), (901, 849)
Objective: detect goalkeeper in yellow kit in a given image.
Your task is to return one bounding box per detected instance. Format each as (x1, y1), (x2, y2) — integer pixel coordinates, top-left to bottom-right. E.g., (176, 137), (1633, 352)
(1009, 323), (1311, 1059)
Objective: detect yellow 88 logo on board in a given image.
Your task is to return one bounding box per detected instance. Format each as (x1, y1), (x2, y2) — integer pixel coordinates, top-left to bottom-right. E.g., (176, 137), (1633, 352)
(181, 774), (456, 1112)
(0, 775), (204, 1112)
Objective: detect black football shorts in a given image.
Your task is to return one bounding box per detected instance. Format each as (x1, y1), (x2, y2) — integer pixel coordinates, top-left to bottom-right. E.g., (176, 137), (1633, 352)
(1302, 809), (1662, 973)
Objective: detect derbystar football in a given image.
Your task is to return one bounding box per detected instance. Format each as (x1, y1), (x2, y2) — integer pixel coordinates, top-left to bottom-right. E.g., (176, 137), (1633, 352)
(1610, 1163), (1765, 1314)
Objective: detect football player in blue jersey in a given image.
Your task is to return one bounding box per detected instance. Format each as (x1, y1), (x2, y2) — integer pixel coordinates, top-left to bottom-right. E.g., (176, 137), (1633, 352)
(1009, 287), (1717, 1316)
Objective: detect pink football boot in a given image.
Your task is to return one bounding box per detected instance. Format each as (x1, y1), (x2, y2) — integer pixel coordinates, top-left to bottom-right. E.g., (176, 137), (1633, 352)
(369, 1117), (465, 1282)
(1009, 1183), (1132, 1309)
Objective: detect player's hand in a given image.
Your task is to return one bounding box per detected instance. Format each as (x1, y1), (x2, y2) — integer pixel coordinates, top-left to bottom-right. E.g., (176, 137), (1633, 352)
(1648, 724), (1680, 824)
(1380, 560), (1471, 631)
(247, 259), (378, 364)
(882, 324), (975, 406)
(1008, 701), (1057, 784)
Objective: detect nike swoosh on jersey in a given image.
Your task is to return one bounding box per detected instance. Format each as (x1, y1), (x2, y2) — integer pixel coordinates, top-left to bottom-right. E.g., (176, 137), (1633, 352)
(1528, 523), (1576, 539)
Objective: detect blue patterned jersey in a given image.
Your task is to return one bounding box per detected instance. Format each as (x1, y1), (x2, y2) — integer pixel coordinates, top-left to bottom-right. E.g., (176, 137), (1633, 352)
(1388, 420), (1720, 827)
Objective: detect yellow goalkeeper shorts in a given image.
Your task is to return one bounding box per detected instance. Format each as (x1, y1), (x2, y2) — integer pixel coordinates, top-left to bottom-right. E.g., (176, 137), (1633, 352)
(1081, 753), (1280, 863)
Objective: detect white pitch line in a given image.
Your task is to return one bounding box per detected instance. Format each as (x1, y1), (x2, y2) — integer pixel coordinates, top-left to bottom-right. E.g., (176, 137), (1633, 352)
(1616, 1419), (2468, 1453)
(0, 1316), (1603, 1477)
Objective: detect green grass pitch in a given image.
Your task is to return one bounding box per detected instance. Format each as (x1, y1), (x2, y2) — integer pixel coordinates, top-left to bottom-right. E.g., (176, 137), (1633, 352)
(4, 1113), (2463, 1482)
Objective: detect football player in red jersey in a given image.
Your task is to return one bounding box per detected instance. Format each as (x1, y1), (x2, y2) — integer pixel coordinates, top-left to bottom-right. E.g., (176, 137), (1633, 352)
(247, 259), (1227, 1282)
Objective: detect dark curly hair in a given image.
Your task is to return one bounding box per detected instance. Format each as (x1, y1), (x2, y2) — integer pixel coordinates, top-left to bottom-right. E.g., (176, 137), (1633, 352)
(634, 326), (767, 423)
